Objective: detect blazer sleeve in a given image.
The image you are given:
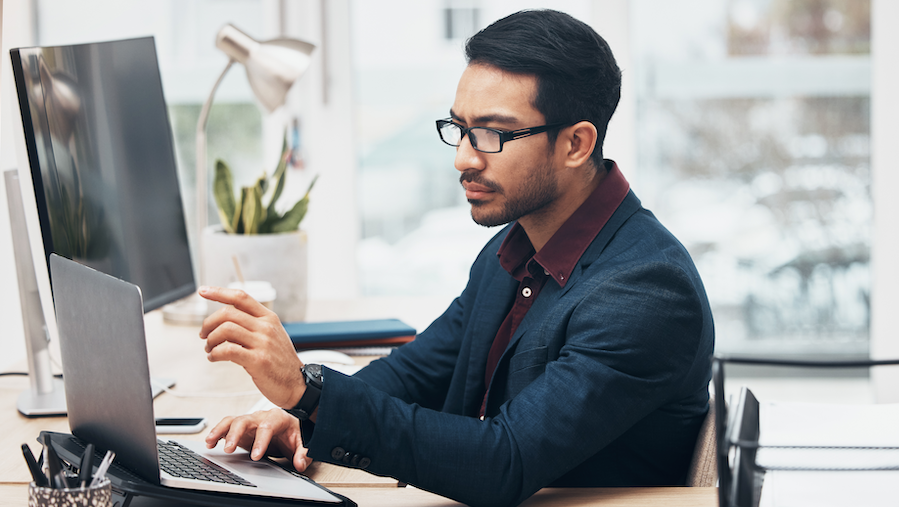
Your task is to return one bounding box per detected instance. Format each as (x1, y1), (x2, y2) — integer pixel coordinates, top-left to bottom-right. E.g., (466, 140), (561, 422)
(348, 296), (467, 409)
(302, 256), (708, 507)
(349, 226), (505, 408)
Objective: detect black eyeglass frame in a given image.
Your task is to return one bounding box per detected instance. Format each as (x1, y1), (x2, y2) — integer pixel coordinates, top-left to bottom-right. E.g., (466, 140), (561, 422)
(435, 118), (570, 154)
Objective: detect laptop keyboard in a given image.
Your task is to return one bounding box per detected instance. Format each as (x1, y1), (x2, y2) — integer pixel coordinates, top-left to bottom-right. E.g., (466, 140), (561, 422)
(157, 440), (256, 488)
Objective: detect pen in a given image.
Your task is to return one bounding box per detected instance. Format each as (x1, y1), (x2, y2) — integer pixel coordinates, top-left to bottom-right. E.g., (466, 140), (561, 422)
(44, 441), (67, 489)
(78, 443), (95, 488)
(90, 450), (115, 488)
(21, 443), (48, 488)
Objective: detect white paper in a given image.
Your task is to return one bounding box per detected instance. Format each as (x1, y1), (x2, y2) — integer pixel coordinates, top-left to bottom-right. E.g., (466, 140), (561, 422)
(757, 401), (899, 469)
(756, 401), (899, 507)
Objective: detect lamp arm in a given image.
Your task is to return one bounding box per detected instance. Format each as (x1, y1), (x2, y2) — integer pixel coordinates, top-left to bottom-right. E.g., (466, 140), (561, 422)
(195, 59), (234, 285)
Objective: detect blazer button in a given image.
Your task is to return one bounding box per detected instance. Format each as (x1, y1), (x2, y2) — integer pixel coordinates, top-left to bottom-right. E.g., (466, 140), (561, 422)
(359, 457), (371, 468)
(331, 447), (347, 461)
(349, 454), (360, 467)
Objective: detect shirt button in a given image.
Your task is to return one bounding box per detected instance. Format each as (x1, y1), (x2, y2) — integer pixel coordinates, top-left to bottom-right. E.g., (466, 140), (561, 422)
(544, 269), (550, 276)
(522, 287), (532, 298)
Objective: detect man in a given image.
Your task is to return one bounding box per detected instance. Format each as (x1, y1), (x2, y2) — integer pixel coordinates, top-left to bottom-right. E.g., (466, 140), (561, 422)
(199, 9), (714, 507)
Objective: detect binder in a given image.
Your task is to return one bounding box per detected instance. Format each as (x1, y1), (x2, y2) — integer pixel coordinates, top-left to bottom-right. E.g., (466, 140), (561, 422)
(282, 319), (416, 350)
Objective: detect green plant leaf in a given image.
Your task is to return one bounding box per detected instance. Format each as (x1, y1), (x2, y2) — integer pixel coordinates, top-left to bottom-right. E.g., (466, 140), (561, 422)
(259, 209), (281, 234)
(242, 185), (265, 234)
(213, 131), (317, 235)
(213, 159), (237, 234)
(266, 133), (290, 218)
(268, 173), (319, 233)
(269, 195), (309, 233)
(233, 187), (246, 234)
(303, 173), (319, 198)
(257, 172), (269, 196)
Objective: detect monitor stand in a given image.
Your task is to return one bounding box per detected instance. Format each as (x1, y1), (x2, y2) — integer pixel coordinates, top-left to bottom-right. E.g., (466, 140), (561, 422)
(17, 377), (176, 417)
(6, 169), (174, 417)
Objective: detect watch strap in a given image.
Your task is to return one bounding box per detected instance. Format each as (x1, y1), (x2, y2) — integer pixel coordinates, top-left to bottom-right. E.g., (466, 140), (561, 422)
(285, 364), (323, 421)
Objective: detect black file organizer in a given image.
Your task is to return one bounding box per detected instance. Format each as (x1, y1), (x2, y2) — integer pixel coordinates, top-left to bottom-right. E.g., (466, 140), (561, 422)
(40, 431), (357, 507)
(712, 355), (899, 507)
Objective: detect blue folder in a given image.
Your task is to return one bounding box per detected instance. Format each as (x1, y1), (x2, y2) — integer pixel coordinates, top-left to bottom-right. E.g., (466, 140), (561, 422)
(282, 318), (416, 350)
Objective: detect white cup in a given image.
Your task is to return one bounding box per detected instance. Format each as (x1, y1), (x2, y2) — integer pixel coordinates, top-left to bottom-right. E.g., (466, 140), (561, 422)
(228, 281), (277, 310)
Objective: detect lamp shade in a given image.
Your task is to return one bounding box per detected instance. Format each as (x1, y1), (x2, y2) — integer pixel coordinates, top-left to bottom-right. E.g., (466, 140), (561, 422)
(215, 24), (315, 112)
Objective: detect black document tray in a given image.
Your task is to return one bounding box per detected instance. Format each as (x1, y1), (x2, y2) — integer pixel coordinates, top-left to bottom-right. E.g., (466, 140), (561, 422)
(41, 431), (357, 507)
(713, 355), (899, 507)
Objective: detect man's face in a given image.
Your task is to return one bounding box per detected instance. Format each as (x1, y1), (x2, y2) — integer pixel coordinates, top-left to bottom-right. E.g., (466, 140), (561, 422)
(451, 64), (559, 227)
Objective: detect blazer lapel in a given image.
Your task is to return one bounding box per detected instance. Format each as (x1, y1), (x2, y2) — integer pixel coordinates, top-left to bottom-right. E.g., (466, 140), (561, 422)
(495, 190), (644, 368)
(463, 267), (518, 412)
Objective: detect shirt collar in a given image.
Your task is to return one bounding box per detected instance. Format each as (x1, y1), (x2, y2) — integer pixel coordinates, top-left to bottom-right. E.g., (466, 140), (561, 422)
(497, 160), (630, 287)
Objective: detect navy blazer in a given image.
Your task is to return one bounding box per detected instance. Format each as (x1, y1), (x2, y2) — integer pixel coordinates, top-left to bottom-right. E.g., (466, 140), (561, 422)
(303, 190), (714, 507)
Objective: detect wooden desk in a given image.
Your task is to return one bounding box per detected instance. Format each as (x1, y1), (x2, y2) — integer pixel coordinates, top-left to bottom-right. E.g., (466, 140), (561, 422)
(0, 309), (717, 506)
(0, 483), (718, 506)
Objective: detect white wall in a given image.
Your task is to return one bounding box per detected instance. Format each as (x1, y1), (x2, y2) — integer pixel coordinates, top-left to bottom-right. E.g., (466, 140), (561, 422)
(282, 0), (359, 300)
(590, 0), (636, 182)
(0, 0), (35, 371)
(870, 0), (899, 402)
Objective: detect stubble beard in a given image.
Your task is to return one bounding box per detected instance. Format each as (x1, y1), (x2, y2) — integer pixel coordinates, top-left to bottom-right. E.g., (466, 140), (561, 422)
(462, 160), (559, 228)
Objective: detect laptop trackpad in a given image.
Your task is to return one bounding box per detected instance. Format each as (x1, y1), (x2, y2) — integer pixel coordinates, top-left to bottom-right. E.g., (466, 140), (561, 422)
(181, 440), (342, 503)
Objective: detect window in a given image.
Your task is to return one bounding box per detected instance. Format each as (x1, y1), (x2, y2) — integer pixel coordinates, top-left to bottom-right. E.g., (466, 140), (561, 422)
(444, 2), (480, 41)
(350, 0), (594, 301)
(633, 0), (871, 356)
(33, 0), (274, 268)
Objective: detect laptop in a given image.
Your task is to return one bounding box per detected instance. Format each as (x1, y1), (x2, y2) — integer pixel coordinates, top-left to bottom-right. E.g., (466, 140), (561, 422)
(49, 254), (343, 504)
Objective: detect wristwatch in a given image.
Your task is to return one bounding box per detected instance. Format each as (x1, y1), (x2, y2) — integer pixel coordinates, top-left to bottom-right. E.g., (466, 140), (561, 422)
(284, 364), (323, 421)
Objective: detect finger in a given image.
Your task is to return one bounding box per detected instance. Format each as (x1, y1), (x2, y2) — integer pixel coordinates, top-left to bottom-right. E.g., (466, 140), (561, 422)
(205, 340), (255, 367)
(222, 417), (254, 454)
(203, 318), (261, 353)
(250, 420), (277, 461)
(200, 305), (265, 344)
(294, 447), (312, 472)
(205, 416), (236, 448)
(198, 286), (270, 318)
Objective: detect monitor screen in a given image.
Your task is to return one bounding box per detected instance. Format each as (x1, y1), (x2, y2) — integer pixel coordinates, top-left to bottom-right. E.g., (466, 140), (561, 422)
(10, 36), (194, 312)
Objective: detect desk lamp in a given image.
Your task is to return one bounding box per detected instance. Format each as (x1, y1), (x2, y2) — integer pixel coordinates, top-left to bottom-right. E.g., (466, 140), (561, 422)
(164, 24), (314, 324)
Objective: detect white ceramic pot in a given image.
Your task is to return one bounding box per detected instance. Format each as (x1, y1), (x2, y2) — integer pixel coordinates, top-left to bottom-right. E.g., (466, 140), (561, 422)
(202, 226), (308, 321)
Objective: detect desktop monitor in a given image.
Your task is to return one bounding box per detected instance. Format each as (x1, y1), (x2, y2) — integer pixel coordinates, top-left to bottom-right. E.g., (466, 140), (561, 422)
(8, 36), (193, 415)
(10, 36), (194, 312)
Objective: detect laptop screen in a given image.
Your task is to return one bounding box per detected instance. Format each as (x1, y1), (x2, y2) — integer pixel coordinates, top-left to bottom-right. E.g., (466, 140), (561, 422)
(50, 254), (161, 484)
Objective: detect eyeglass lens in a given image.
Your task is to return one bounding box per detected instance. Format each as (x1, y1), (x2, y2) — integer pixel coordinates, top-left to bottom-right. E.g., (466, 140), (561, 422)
(439, 122), (501, 153)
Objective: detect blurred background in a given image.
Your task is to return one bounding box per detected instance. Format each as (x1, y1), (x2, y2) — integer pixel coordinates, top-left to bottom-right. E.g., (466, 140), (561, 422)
(2, 0), (897, 399)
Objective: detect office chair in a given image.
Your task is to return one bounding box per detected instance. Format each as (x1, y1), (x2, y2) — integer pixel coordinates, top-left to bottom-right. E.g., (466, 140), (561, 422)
(686, 399), (718, 487)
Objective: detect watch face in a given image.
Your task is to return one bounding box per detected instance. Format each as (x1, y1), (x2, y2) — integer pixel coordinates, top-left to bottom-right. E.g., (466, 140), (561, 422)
(304, 363), (323, 385)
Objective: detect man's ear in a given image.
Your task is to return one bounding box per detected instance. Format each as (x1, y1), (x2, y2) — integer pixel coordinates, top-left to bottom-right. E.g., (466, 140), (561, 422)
(559, 121), (598, 168)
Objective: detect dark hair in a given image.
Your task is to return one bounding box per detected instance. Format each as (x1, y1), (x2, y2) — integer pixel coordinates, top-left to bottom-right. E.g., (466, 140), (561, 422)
(465, 9), (621, 168)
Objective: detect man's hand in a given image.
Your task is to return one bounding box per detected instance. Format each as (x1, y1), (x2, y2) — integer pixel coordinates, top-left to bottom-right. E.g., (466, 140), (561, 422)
(205, 409), (312, 472)
(199, 286), (305, 408)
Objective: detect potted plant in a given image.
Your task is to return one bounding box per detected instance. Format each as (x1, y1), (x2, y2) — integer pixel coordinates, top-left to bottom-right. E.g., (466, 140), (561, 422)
(202, 135), (316, 321)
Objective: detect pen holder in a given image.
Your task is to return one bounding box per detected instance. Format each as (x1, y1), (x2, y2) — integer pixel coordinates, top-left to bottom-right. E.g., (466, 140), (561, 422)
(28, 478), (111, 507)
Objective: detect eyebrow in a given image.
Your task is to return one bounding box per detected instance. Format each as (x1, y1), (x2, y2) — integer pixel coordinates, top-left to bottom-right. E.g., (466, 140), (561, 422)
(449, 109), (519, 126)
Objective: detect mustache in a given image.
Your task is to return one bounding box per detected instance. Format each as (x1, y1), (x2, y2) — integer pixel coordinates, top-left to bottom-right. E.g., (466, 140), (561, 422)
(459, 172), (502, 193)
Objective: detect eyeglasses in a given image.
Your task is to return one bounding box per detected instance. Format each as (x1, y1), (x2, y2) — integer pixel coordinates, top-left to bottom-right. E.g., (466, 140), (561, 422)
(435, 119), (568, 154)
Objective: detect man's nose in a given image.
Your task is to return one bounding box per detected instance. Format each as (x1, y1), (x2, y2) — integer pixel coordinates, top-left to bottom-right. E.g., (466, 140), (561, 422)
(454, 132), (486, 173)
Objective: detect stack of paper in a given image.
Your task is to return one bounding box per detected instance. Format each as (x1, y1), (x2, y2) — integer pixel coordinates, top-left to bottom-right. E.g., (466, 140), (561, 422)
(757, 401), (899, 507)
